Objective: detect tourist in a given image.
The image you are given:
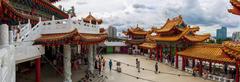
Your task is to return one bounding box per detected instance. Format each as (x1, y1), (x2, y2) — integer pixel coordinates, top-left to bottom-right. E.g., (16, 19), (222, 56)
(136, 58), (138, 68)
(136, 59), (140, 73)
(202, 70), (208, 80)
(155, 62), (159, 74)
(102, 57), (106, 70)
(94, 59), (98, 69)
(171, 56), (174, 66)
(84, 54), (88, 65)
(193, 66), (198, 77)
(98, 57), (102, 75)
(109, 59), (112, 71)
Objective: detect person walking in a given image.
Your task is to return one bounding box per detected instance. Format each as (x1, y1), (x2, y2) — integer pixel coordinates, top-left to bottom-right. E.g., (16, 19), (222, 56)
(155, 62), (159, 74)
(109, 59), (112, 71)
(136, 58), (138, 68)
(137, 60), (140, 73)
(102, 57), (106, 70)
(98, 58), (102, 75)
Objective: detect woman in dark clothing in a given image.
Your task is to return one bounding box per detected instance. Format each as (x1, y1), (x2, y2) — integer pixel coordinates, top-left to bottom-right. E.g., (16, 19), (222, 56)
(155, 62), (159, 74)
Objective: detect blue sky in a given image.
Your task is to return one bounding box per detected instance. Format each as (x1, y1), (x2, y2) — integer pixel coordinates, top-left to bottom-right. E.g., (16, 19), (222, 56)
(54, 0), (240, 37)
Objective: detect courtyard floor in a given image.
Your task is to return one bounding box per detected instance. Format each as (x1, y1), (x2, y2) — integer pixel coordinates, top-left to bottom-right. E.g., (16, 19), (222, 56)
(17, 54), (215, 82)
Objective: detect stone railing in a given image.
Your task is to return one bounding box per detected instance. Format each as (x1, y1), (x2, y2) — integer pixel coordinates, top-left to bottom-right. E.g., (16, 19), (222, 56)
(19, 16), (100, 43)
(0, 46), (15, 82)
(19, 22), (31, 41)
(38, 17), (100, 34)
(184, 67), (234, 82)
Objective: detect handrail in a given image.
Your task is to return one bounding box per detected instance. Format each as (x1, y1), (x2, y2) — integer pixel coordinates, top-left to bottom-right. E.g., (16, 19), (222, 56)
(19, 21), (42, 41)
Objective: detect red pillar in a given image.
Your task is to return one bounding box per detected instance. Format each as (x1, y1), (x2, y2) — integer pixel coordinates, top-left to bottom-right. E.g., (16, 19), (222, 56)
(156, 47), (159, 61)
(182, 56), (185, 71)
(150, 49), (152, 59)
(175, 47), (178, 69)
(159, 46), (163, 62)
(35, 58), (41, 82)
(236, 62), (239, 82)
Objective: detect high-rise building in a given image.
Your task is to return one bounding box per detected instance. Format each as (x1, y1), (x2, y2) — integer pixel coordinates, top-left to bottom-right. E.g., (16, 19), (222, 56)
(216, 27), (227, 40)
(232, 32), (240, 42)
(107, 26), (117, 38)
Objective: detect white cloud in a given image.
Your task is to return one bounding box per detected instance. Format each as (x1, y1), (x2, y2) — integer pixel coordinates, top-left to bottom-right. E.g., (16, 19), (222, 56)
(55, 0), (240, 37)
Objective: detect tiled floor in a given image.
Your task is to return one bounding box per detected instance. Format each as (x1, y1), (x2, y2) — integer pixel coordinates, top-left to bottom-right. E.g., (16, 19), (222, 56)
(17, 54), (215, 82)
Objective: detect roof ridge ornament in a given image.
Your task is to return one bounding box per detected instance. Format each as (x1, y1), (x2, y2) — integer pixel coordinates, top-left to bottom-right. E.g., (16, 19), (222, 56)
(89, 12), (92, 15)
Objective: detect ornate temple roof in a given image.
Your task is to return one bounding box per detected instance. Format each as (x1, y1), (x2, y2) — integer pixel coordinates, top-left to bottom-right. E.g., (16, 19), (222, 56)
(124, 16), (210, 47)
(83, 12), (103, 25)
(138, 32), (157, 49)
(149, 26), (210, 42)
(153, 15), (184, 33)
(222, 41), (240, 60)
(34, 29), (107, 46)
(139, 42), (157, 49)
(123, 25), (150, 36)
(228, 0), (240, 15)
(178, 44), (235, 63)
(0, 0), (68, 25)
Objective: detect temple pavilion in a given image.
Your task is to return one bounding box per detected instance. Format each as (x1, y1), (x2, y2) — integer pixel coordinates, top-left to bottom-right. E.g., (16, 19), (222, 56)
(32, 13), (107, 82)
(135, 15), (239, 82)
(123, 25), (151, 55)
(139, 16), (210, 67)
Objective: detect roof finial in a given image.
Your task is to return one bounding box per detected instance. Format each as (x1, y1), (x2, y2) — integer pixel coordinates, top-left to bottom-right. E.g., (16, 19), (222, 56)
(137, 24), (138, 27)
(89, 12), (92, 15)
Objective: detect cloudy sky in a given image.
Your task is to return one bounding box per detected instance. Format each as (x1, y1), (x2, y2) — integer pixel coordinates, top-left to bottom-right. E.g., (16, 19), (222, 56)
(54, 0), (240, 37)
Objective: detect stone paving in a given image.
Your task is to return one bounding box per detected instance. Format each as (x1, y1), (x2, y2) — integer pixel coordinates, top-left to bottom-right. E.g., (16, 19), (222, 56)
(103, 54), (215, 82)
(17, 54), (215, 82)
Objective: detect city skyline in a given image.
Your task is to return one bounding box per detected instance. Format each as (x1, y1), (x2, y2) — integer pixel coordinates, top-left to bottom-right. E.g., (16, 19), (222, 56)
(55, 0), (240, 37)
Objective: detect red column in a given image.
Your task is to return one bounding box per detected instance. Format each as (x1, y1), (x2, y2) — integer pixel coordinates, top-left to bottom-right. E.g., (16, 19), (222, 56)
(175, 47), (178, 69)
(159, 46), (163, 62)
(236, 62), (239, 82)
(150, 49), (152, 59)
(182, 56), (185, 71)
(156, 47), (159, 61)
(35, 58), (41, 82)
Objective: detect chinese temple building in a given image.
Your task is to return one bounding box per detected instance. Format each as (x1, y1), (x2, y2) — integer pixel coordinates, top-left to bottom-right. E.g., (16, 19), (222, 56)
(0, 0), (106, 80)
(0, 0), (68, 25)
(137, 15), (240, 82)
(83, 12), (103, 25)
(140, 16), (210, 67)
(123, 25), (150, 55)
(31, 13), (107, 82)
